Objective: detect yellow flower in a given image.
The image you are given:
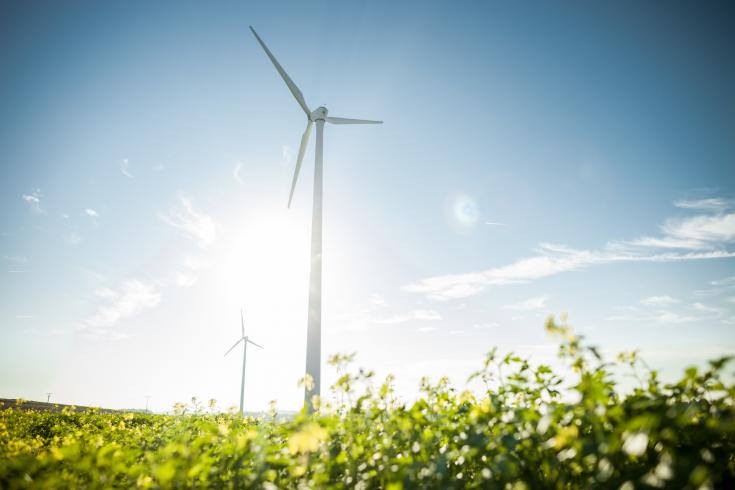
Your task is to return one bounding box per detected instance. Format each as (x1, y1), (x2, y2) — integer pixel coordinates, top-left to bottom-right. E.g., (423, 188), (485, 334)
(136, 474), (153, 488)
(459, 390), (475, 404)
(298, 374), (315, 392)
(50, 446), (64, 461)
(554, 426), (579, 450)
(288, 423), (328, 454)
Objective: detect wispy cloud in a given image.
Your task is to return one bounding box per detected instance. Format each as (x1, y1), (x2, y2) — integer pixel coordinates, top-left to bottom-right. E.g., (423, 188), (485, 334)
(607, 297), (723, 325)
(625, 212), (735, 250)
(160, 196), (216, 248)
(176, 273), (197, 287)
(22, 189), (44, 214)
(404, 199), (735, 301)
(120, 158), (133, 178)
(85, 208), (99, 217)
(405, 246), (733, 301)
(607, 308), (700, 324)
(233, 162), (245, 185)
(674, 198), (732, 212)
(692, 302), (721, 315)
(82, 279), (161, 329)
(485, 221), (507, 226)
(640, 295), (679, 306)
(375, 309), (442, 325)
(172, 254), (205, 287)
(625, 198), (734, 250)
(505, 296), (548, 311)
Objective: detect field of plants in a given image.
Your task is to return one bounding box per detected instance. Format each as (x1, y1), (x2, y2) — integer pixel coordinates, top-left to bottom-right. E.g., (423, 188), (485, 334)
(1, 316), (734, 489)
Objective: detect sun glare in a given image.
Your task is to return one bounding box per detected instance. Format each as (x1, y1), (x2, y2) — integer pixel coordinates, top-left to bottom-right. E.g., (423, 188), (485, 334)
(210, 212), (310, 317)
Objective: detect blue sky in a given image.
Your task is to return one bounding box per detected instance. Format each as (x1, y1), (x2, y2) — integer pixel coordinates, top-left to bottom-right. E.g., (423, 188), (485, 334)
(1, 1), (734, 412)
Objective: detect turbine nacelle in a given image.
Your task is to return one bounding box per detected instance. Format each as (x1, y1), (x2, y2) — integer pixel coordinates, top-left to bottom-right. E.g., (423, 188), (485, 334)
(310, 106), (328, 121)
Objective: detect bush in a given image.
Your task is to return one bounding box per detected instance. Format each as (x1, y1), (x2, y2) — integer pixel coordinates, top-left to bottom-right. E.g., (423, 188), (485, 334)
(1, 315), (733, 489)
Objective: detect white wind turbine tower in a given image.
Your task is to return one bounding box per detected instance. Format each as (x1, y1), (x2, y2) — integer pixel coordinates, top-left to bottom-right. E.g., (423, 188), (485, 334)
(224, 310), (263, 415)
(249, 26), (382, 410)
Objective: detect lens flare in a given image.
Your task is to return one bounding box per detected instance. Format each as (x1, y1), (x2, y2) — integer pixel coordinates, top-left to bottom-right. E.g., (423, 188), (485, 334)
(452, 195), (479, 228)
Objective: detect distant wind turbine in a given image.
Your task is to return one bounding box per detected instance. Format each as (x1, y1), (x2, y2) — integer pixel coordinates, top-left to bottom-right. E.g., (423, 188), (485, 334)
(249, 26), (382, 410)
(224, 310), (263, 415)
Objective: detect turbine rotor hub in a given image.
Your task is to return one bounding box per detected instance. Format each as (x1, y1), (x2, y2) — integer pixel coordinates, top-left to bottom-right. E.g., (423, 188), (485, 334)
(310, 106), (328, 121)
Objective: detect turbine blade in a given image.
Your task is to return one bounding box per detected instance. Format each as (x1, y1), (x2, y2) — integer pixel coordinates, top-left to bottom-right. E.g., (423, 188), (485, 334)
(224, 337), (244, 357)
(247, 339), (264, 349)
(240, 309), (245, 338)
(288, 120), (313, 208)
(249, 26), (311, 116)
(326, 116), (383, 125)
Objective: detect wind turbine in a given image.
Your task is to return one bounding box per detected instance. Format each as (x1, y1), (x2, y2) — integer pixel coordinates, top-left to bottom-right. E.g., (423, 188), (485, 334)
(224, 310), (263, 415)
(249, 26), (382, 410)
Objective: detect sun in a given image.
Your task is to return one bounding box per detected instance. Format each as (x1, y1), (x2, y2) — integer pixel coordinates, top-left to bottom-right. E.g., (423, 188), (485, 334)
(208, 211), (311, 315)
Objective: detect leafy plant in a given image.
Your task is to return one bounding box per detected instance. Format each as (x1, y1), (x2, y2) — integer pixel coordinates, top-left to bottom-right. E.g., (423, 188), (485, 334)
(1, 315), (733, 489)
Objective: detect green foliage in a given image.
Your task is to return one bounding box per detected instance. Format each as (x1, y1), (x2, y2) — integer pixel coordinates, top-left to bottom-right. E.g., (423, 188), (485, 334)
(2, 316), (734, 489)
